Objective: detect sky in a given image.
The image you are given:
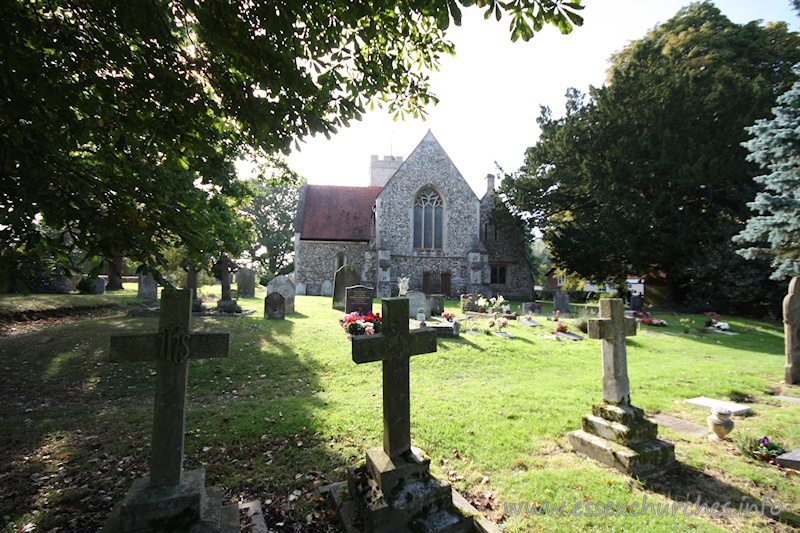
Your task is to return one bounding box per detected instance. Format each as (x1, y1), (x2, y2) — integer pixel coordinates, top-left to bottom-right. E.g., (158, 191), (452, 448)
(278, 0), (799, 196)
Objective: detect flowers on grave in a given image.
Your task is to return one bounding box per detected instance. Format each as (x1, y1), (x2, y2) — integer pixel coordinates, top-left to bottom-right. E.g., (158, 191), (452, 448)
(490, 295), (506, 308)
(397, 277), (410, 296)
(554, 321), (568, 334)
(638, 317), (668, 327)
(340, 311), (382, 339)
(442, 311), (455, 321)
(496, 316), (509, 330)
(737, 434), (785, 462)
(633, 310), (650, 319)
(713, 321), (730, 331)
(476, 296), (489, 312)
(704, 311), (720, 327)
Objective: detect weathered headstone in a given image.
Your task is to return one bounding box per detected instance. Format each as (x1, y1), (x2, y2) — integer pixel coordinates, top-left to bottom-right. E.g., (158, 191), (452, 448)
(630, 295), (644, 312)
(522, 302), (538, 314)
(237, 267), (256, 298)
(554, 291), (570, 314)
(92, 278), (106, 295)
(407, 290), (429, 319)
(264, 292), (286, 320)
(104, 289), (244, 532)
(137, 272), (157, 300)
(568, 298), (675, 477)
(267, 275), (295, 313)
(460, 293), (479, 312)
(428, 294), (444, 316)
(325, 299), (493, 531)
(345, 285), (374, 315)
(320, 279), (333, 297)
(332, 265), (360, 310)
(784, 277), (799, 385)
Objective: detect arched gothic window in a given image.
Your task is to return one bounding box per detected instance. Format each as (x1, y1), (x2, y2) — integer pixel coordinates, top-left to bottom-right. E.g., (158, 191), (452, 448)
(413, 187), (443, 250)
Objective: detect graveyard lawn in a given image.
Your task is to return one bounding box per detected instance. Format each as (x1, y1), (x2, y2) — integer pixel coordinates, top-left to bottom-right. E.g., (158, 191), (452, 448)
(0, 295), (798, 532)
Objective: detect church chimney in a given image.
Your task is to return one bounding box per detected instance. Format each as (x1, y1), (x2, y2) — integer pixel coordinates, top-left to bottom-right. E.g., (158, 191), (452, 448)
(486, 174), (496, 193)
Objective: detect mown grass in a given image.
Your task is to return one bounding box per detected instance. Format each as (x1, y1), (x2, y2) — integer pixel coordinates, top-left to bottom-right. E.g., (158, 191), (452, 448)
(0, 287), (798, 532)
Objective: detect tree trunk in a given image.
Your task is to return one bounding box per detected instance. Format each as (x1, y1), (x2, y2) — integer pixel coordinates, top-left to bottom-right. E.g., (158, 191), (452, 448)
(186, 265), (198, 301)
(106, 251), (125, 291)
(219, 255), (232, 300)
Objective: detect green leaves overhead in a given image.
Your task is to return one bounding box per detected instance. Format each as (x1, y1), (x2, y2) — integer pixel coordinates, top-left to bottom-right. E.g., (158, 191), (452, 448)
(1, 0), (582, 288)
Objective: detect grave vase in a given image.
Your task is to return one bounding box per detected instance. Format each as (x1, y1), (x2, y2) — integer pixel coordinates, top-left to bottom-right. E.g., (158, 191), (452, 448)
(707, 407), (734, 441)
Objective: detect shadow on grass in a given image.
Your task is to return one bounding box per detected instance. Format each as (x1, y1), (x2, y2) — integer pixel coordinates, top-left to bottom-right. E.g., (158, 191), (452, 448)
(0, 312), (347, 531)
(641, 463), (800, 528)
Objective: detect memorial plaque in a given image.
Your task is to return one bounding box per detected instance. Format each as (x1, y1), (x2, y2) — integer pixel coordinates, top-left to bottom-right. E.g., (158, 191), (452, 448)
(345, 285), (374, 315)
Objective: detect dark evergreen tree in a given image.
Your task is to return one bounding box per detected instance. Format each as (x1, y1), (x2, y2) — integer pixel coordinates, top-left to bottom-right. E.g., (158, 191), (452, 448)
(501, 2), (800, 313)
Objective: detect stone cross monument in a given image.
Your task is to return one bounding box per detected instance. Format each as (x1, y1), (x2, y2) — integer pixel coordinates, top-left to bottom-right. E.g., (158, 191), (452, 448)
(328, 298), (494, 532)
(104, 289), (240, 531)
(351, 297), (437, 458)
(785, 277), (799, 385)
(587, 298), (637, 404)
(569, 299), (675, 477)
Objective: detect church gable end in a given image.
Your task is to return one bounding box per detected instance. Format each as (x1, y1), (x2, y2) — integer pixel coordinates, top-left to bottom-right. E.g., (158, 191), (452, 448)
(376, 131), (479, 257)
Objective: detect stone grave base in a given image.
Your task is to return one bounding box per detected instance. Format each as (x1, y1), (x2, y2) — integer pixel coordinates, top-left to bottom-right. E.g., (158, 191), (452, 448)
(216, 299), (243, 313)
(569, 404), (675, 478)
(323, 447), (498, 533)
(104, 469), (264, 532)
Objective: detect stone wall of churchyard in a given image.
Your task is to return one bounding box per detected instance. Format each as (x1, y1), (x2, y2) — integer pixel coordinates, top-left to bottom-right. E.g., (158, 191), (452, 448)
(479, 192), (534, 300)
(375, 134), (481, 258)
(296, 241), (369, 295)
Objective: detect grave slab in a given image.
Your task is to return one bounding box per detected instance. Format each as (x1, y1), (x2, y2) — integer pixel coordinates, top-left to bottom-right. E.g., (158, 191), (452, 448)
(493, 331), (515, 338)
(649, 414), (710, 437)
(776, 449), (800, 470)
(684, 397), (751, 416)
(519, 319), (542, 327)
(775, 395), (800, 404)
(557, 331), (584, 341)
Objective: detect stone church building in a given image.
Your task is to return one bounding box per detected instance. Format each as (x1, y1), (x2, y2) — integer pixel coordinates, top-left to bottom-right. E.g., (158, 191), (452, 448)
(293, 131), (533, 300)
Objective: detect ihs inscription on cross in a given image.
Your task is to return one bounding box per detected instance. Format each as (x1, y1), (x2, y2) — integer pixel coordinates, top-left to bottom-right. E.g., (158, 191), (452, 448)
(351, 298), (437, 458)
(587, 298), (637, 405)
(109, 289), (229, 486)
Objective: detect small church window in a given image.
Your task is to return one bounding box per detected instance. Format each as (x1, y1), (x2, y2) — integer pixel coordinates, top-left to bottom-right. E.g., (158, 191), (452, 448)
(335, 252), (347, 271)
(414, 187), (443, 250)
(490, 264), (507, 285)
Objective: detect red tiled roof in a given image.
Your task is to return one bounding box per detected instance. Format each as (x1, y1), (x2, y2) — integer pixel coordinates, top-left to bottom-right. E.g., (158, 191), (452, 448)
(300, 185), (381, 241)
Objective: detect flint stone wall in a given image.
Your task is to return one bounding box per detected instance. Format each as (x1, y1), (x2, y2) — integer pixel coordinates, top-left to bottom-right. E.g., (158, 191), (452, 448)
(295, 241), (368, 296)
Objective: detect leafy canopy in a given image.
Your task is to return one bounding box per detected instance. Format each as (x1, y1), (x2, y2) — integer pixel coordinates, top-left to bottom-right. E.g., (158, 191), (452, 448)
(0, 0), (583, 287)
(500, 2), (800, 311)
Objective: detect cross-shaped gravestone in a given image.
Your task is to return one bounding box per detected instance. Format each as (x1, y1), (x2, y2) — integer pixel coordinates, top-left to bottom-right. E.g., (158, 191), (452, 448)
(587, 298), (637, 405)
(351, 298), (437, 458)
(109, 289), (229, 486)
